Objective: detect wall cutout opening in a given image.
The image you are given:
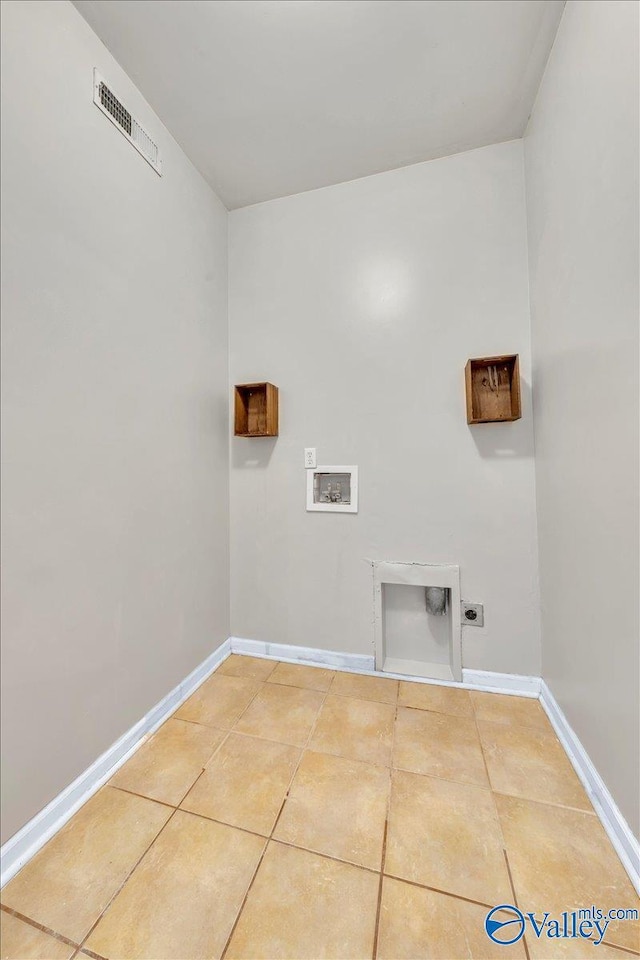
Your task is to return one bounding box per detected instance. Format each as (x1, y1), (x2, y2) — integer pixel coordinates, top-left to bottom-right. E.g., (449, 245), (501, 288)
(307, 465), (358, 513)
(373, 561), (461, 681)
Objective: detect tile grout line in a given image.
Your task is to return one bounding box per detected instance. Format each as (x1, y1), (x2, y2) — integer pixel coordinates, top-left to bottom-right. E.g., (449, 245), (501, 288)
(492, 788), (604, 822)
(503, 848), (531, 960)
(174, 728), (236, 810)
(473, 695), (529, 951)
(177, 807), (271, 844)
(471, 700), (494, 793)
(261, 678), (333, 838)
(168, 678), (271, 821)
(105, 784), (178, 810)
(171, 672), (272, 816)
(165, 715), (233, 731)
(372, 820), (389, 960)
(372, 695), (399, 958)
(392, 763), (491, 792)
(77, 946), (107, 960)
(178, 669), (267, 734)
(73, 807), (180, 957)
(74, 745), (227, 959)
(381, 872), (507, 912)
(601, 942), (640, 957)
(219, 678), (335, 959)
(0, 903), (80, 952)
(471, 701), (513, 866)
(219, 682), (335, 956)
(218, 839), (269, 960)
(491, 789), (597, 817)
(72, 726), (240, 960)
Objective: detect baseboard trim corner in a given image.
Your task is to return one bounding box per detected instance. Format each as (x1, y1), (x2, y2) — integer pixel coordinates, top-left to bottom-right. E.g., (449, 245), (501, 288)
(0, 639), (231, 889)
(539, 680), (640, 896)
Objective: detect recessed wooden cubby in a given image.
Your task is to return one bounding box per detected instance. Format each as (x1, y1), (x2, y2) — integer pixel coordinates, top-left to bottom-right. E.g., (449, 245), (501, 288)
(465, 355), (521, 424)
(234, 382), (279, 437)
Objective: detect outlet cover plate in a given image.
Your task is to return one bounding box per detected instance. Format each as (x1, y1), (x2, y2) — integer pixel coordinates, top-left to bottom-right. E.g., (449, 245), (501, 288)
(461, 602), (484, 627)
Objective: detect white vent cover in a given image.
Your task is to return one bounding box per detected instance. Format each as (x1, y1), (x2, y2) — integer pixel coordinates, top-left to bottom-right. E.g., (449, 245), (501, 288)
(93, 70), (162, 176)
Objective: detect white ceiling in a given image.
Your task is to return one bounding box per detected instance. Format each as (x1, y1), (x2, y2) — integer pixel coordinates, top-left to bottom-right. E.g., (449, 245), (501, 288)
(73, 0), (565, 209)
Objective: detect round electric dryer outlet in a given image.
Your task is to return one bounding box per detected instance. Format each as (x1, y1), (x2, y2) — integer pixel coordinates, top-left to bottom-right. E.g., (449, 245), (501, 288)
(461, 602), (484, 627)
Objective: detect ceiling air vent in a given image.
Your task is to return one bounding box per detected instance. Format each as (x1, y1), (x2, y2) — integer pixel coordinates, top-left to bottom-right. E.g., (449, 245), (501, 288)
(93, 70), (162, 176)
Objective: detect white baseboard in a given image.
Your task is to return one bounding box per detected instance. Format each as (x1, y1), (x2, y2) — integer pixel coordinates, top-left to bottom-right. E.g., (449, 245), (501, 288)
(230, 636), (376, 672)
(232, 637), (540, 697)
(0, 639), (231, 889)
(462, 668), (541, 697)
(540, 680), (640, 896)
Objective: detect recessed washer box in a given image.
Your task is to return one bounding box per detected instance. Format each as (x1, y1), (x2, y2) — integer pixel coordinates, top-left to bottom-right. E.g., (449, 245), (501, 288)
(373, 561), (462, 682)
(306, 466), (358, 513)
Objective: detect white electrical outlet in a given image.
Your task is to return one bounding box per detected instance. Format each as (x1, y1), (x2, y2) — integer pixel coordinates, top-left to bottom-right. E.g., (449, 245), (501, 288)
(304, 448), (317, 469)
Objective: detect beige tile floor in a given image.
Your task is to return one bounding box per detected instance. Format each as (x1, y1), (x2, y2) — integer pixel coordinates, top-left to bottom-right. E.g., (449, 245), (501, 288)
(1, 655), (639, 960)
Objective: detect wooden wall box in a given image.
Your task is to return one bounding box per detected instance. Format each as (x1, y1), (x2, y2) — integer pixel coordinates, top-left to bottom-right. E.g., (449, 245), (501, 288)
(234, 382), (279, 437)
(465, 355), (521, 424)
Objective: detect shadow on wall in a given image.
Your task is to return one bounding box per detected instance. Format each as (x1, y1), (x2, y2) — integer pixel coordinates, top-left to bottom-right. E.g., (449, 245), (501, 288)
(469, 377), (534, 459)
(232, 437), (278, 469)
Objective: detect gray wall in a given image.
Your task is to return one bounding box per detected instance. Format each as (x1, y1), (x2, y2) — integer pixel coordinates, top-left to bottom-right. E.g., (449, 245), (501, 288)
(229, 140), (542, 676)
(0, 0), (229, 843)
(525, 0), (639, 836)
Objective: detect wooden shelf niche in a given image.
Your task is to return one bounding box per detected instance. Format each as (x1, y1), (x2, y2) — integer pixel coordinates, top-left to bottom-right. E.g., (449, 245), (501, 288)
(465, 355), (521, 424)
(234, 382), (279, 437)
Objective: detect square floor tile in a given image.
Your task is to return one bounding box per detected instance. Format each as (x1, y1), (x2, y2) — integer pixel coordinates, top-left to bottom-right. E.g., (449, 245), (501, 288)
(385, 769), (512, 905)
(274, 750), (390, 869)
(0, 913), (76, 960)
(471, 692), (550, 730)
(497, 795), (640, 953)
(181, 733), (300, 836)
(329, 671), (398, 704)
(174, 674), (261, 729)
(309, 694), (395, 766)
(233, 683), (324, 747)
(376, 877), (527, 959)
(394, 706), (489, 786)
(398, 681), (474, 718)
(267, 661), (335, 692)
(225, 841), (379, 959)
(0, 788), (171, 944)
(478, 720), (592, 811)
(109, 718), (226, 806)
(216, 654), (278, 681)
(85, 811), (265, 960)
